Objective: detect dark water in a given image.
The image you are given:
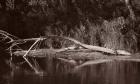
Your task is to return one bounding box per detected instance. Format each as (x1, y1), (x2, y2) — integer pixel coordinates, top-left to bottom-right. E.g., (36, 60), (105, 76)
(1, 56), (140, 84)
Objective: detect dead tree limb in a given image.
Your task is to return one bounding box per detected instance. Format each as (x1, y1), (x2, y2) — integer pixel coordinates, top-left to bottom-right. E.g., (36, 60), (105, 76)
(0, 30), (19, 42)
(22, 38), (42, 73)
(0, 29), (131, 56)
(0, 30), (131, 73)
(12, 35), (131, 55)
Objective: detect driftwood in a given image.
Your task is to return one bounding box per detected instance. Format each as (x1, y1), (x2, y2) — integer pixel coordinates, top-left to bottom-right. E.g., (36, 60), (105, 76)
(14, 49), (108, 59)
(0, 30), (132, 73)
(12, 35), (131, 57)
(13, 48), (131, 60)
(0, 29), (131, 56)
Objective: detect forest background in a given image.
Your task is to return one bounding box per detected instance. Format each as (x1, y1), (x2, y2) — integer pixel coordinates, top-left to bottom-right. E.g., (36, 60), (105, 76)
(0, 0), (140, 53)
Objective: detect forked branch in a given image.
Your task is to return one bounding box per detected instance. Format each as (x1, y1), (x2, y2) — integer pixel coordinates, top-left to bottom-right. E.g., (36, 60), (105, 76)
(0, 30), (19, 43)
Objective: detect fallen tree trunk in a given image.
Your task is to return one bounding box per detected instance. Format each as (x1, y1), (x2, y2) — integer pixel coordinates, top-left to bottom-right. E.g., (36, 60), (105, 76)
(45, 35), (118, 54)
(0, 30), (132, 73)
(12, 35), (131, 57)
(13, 49), (108, 59)
(0, 29), (131, 56)
(13, 48), (132, 60)
(12, 35), (131, 61)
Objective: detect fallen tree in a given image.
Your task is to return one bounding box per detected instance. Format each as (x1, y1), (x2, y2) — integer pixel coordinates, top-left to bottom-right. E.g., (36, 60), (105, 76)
(0, 30), (133, 74)
(11, 35), (131, 56)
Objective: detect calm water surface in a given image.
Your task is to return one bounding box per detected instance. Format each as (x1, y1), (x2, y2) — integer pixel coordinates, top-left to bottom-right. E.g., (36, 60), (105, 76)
(1, 55), (140, 84)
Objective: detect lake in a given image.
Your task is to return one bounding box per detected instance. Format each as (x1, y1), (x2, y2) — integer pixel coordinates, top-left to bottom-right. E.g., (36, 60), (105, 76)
(1, 56), (140, 84)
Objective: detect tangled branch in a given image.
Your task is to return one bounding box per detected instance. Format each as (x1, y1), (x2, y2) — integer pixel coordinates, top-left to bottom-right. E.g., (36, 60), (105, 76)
(0, 30), (132, 74)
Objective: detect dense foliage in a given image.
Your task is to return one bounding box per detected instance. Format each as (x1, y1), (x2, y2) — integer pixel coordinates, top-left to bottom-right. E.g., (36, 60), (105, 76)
(0, 0), (140, 52)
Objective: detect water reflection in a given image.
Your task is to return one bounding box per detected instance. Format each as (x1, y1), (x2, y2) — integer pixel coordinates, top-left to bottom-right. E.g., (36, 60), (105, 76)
(1, 59), (140, 84)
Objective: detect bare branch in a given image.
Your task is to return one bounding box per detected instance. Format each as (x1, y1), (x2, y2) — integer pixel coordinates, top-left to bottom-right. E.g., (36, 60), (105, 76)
(12, 35), (131, 56)
(0, 30), (19, 43)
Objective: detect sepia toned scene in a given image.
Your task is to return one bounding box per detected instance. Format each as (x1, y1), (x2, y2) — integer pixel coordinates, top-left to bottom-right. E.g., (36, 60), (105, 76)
(0, 0), (140, 84)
